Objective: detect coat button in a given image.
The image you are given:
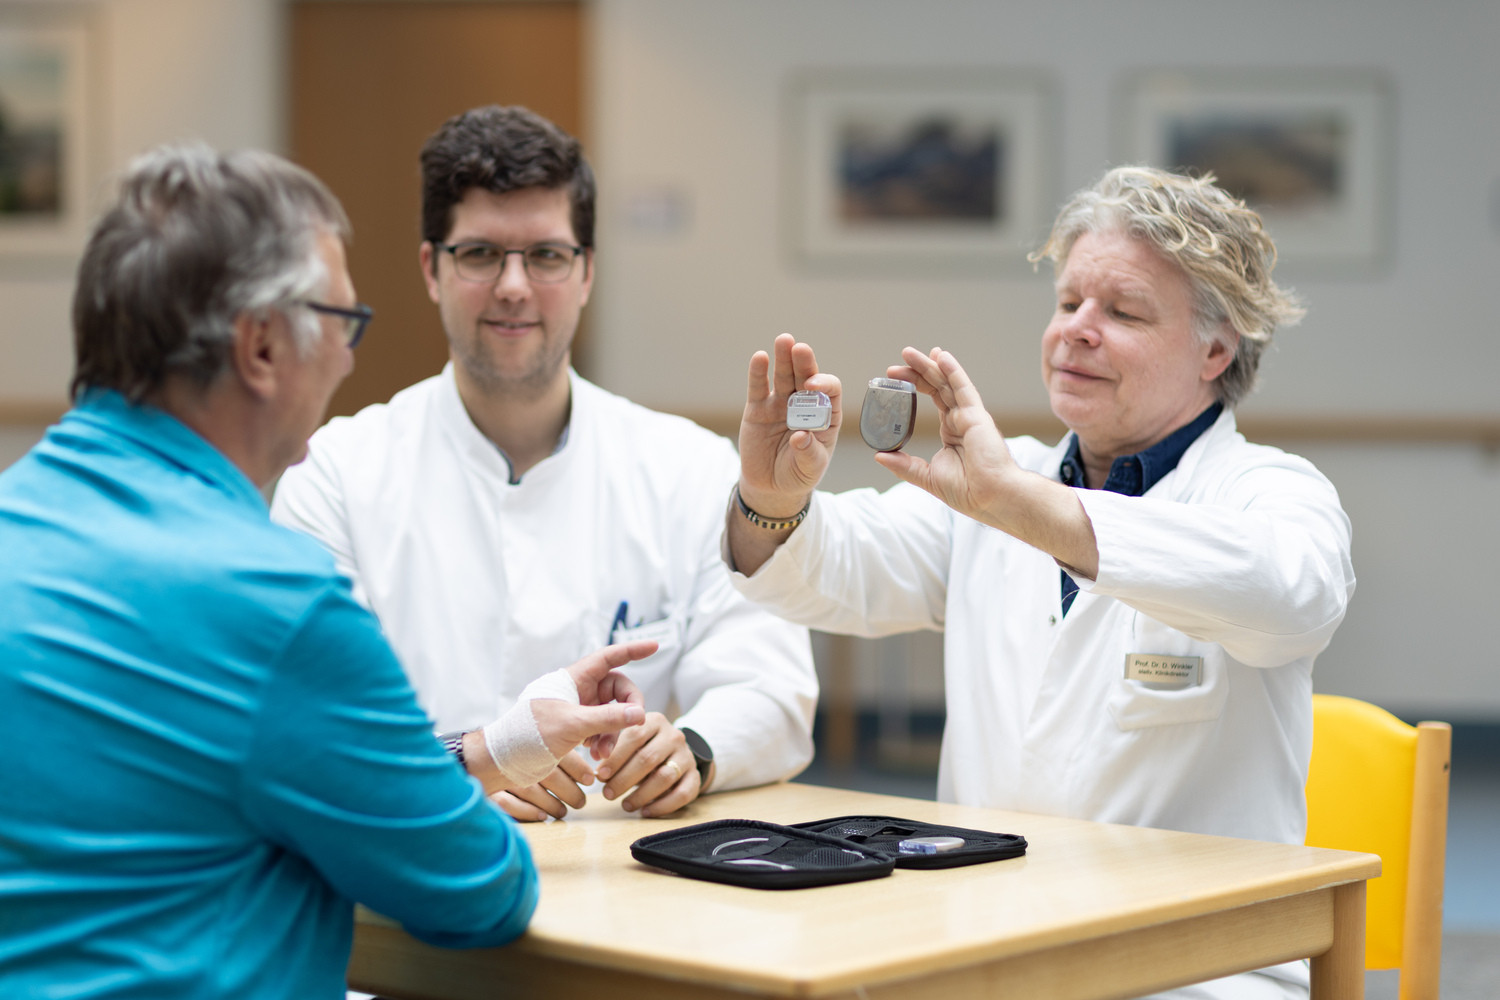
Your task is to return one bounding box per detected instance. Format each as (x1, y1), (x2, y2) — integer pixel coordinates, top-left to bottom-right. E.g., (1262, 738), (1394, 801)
(1049, 615), (1057, 625)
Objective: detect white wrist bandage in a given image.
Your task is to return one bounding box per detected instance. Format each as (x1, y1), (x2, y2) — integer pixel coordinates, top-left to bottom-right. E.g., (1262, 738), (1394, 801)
(483, 668), (581, 788)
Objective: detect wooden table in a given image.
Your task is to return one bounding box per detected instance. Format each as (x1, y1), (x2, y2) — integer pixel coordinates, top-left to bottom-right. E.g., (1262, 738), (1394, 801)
(348, 782), (1379, 1000)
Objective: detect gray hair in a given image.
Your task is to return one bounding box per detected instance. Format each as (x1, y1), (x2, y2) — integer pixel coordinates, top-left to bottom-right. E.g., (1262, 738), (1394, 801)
(1029, 165), (1305, 407)
(71, 143), (350, 402)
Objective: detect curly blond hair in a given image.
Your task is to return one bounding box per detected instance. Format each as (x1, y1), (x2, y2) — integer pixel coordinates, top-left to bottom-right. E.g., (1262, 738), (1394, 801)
(1030, 166), (1304, 407)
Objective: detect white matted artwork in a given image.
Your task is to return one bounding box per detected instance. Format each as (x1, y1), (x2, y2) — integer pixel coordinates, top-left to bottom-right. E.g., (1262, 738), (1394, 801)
(785, 70), (1054, 273)
(0, 8), (96, 263)
(1117, 70), (1392, 272)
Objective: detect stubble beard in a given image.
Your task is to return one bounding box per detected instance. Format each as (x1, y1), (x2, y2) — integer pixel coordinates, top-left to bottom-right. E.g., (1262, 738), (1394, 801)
(451, 324), (573, 403)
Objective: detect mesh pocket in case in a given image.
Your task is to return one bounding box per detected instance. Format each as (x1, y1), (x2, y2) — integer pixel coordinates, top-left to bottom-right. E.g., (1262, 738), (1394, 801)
(630, 818), (896, 889)
(791, 815), (1027, 869)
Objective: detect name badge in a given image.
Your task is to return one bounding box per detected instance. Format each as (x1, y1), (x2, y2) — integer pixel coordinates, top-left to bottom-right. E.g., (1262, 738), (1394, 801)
(1124, 653), (1203, 689)
(614, 617), (677, 647)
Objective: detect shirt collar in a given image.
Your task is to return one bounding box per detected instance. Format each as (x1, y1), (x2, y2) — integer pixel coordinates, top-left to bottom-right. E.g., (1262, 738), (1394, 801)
(1058, 402), (1223, 497)
(499, 369), (578, 485)
(70, 388), (268, 511)
(438, 363), (574, 486)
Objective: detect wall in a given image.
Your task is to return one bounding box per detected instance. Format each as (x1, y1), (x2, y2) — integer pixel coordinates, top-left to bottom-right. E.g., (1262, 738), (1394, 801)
(585, 0), (1500, 719)
(0, 0), (282, 460)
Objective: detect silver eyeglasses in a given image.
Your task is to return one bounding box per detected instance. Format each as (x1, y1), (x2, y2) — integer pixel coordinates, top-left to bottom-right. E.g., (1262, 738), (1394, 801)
(434, 241), (586, 285)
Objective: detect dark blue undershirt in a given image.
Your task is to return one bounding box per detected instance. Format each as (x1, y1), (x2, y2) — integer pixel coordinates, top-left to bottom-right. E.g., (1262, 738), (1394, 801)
(1058, 402), (1222, 616)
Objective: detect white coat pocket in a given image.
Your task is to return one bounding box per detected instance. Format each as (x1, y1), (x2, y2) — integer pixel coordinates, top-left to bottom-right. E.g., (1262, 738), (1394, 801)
(1107, 614), (1228, 731)
(611, 615), (684, 708)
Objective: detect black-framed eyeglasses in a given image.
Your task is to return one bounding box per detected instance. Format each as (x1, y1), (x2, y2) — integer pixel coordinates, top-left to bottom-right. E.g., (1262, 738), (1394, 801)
(434, 241), (586, 285)
(299, 301), (374, 348)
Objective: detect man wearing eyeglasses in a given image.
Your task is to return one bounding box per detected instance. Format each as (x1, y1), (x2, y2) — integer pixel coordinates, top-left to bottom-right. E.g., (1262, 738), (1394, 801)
(273, 105), (818, 821)
(0, 143), (659, 999)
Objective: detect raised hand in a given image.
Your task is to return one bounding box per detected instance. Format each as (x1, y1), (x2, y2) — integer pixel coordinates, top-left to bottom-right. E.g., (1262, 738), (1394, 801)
(878, 346), (1098, 577)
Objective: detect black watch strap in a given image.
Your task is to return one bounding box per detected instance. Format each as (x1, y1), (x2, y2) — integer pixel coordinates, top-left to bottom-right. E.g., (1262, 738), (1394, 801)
(680, 727), (714, 786)
(437, 730), (467, 768)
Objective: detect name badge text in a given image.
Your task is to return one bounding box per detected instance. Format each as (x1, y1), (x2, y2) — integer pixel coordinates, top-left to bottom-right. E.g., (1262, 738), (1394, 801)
(1124, 653), (1203, 689)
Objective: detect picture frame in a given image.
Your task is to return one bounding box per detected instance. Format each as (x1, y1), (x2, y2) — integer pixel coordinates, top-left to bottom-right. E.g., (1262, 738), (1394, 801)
(0, 6), (97, 265)
(1116, 70), (1393, 272)
(784, 70), (1055, 274)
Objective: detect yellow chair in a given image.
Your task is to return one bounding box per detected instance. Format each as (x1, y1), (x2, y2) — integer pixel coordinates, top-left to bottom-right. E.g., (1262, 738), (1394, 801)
(1305, 693), (1451, 1000)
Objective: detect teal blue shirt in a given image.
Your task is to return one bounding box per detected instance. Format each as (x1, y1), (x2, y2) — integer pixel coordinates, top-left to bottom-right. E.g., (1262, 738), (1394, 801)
(0, 391), (538, 999)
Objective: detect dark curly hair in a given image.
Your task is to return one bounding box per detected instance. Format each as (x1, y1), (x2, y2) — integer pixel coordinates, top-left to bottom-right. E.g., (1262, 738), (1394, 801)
(419, 105), (595, 257)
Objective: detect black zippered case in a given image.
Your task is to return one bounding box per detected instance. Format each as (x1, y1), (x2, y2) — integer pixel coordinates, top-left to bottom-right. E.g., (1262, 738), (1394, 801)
(629, 815), (1026, 889)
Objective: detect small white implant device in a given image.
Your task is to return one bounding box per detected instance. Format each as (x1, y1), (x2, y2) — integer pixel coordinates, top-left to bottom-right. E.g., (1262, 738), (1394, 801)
(786, 390), (832, 431)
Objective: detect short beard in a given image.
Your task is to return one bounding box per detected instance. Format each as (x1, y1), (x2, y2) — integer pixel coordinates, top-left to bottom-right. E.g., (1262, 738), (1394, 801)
(450, 334), (571, 402)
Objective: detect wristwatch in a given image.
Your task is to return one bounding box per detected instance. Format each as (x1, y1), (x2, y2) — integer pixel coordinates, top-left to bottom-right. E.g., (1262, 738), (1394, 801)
(680, 727), (715, 789)
(437, 730), (467, 768)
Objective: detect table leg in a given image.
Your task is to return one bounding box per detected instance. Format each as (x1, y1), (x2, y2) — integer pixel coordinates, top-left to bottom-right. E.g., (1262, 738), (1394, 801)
(1310, 881), (1366, 1000)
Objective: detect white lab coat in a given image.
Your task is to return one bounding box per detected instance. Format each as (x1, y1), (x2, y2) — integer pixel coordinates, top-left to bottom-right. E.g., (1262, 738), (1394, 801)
(272, 365), (817, 793)
(731, 410), (1353, 999)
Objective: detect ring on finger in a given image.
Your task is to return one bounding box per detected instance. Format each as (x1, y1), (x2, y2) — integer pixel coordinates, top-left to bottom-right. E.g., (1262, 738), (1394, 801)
(660, 758), (683, 783)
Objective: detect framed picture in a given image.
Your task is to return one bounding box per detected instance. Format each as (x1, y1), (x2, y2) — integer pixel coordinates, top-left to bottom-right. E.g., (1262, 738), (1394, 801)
(0, 8), (97, 264)
(1117, 70), (1392, 272)
(785, 70), (1054, 273)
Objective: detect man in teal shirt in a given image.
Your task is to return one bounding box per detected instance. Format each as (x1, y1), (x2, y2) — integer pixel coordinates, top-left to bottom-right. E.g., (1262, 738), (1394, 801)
(0, 144), (649, 999)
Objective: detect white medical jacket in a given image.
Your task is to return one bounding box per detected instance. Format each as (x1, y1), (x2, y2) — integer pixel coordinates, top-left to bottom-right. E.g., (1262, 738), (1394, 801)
(272, 366), (817, 792)
(731, 409), (1353, 844)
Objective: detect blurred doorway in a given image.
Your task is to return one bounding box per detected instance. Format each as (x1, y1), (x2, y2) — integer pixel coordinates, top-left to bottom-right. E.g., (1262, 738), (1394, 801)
(288, 1), (586, 417)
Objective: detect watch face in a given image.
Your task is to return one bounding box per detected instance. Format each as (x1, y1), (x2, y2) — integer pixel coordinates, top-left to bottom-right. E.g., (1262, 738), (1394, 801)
(681, 727), (713, 764)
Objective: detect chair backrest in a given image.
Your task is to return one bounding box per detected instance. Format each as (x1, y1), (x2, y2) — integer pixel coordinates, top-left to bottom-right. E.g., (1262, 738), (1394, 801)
(1305, 693), (1451, 1000)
